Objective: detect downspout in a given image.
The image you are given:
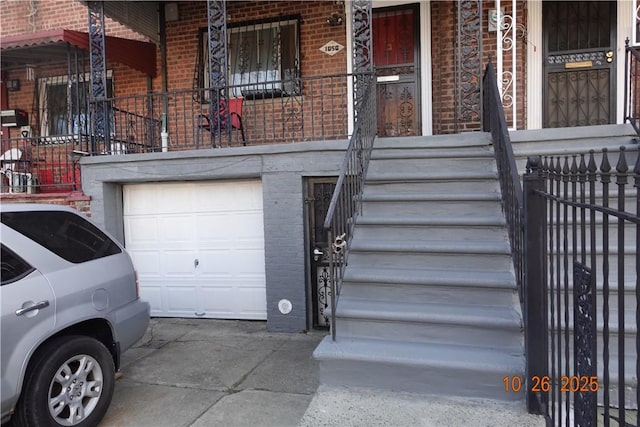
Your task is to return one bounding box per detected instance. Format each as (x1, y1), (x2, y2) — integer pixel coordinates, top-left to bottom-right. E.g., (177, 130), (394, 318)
(159, 3), (169, 152)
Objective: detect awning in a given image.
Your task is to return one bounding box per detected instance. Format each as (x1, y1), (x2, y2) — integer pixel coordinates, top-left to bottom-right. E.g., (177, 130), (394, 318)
(0, 29), (157, 76)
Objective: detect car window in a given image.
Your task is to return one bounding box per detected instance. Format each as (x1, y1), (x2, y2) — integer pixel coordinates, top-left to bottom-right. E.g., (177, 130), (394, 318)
(1, 244), (35, 285)
(1, 211), (121, 264)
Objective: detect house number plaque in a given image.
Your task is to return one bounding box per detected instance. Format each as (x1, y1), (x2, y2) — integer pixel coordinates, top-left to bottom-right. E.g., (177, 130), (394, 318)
(320, 41), (344, 56)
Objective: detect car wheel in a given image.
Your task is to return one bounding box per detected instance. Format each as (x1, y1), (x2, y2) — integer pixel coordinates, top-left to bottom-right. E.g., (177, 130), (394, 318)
(14, 335), (115, 427)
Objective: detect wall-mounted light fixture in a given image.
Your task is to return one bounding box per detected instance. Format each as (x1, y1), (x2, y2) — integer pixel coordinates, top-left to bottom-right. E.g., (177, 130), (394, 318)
(327, 12), (343, 26)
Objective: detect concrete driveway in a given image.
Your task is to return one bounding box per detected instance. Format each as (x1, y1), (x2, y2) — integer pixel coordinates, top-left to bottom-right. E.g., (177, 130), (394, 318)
(100, 318), (326, 427)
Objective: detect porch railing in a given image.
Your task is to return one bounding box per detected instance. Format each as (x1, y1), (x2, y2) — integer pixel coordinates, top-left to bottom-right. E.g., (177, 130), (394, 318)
(624, 39), (640, 136)
(90, 73), (354, 154)
(524, 149), (639, 426)
(0, 73), (358, 195)
(323, 72), (376, 341)
(0, 136), (81, 194)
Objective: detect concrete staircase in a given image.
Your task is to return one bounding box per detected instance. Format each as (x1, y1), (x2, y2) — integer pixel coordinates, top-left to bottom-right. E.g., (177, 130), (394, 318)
(313, 132), (525, 401)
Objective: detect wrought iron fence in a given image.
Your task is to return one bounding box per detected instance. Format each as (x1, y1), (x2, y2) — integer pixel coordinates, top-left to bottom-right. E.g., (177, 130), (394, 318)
(624, 40), (640, 137)
(323, 72), (376, 341)
(482, 60), (525, 298)
(524, 148), (639, 426)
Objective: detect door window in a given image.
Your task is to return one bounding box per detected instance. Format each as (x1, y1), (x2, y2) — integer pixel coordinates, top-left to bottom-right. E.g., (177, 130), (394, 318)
(0, 245), (34, 285)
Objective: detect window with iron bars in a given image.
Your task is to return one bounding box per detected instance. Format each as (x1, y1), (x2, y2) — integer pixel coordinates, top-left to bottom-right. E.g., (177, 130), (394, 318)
(36, 72), (114, 142)
(196, 16), (301, 100)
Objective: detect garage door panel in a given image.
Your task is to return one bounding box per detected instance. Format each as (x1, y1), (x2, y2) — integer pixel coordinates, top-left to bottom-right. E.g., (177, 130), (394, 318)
(163, 250), (196, 276)
(124, 217), (158, 247)
(124, 185), (159, 214)
(129, 251), (162, 276)
(124, 180), (266, 320)
(166, 285), (200, 314)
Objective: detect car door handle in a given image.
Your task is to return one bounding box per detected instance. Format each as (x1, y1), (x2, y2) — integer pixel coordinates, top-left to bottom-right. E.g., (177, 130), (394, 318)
(15, 300), (50, 316)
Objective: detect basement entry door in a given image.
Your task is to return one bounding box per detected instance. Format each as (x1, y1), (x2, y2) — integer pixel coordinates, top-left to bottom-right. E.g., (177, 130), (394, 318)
(123, 180), (266, 319)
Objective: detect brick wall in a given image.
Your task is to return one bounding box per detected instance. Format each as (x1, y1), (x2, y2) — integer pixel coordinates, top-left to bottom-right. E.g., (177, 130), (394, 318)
(0, 191), (91, 215)
(0, 0), (148, 40)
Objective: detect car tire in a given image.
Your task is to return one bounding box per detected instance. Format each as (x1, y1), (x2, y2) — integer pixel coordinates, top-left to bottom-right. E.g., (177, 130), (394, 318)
(13, 335), (115, 427)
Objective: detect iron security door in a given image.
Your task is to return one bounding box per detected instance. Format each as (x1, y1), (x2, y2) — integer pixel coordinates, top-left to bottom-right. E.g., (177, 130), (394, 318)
(373, 5), (421, 137)
(305, 179), (336, 328)
(543, 1), (616, 128)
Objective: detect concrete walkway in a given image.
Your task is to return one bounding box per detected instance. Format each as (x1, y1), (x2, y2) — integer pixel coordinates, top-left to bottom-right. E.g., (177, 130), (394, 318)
(100, 318), (325, 427)
(100, 318), (546, 427)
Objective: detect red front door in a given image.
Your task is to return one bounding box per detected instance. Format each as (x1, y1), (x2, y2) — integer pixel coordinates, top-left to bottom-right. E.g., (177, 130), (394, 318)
(373, 4), (421, 137)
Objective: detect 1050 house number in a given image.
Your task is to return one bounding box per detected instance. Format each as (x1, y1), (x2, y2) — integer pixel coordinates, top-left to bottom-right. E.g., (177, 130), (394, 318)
(503, 375), (599, 393)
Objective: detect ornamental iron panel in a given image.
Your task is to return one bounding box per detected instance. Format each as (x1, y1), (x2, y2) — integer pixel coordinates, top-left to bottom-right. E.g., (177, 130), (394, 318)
(207, 0), (228, 136)
(495, 0), (517, 129)
(573, 262), (597, 427)
(457, 0), (482, 128)
(351, 0), (373, 123)
(546, 69), (610, 127)
(88, 1), (108, 151)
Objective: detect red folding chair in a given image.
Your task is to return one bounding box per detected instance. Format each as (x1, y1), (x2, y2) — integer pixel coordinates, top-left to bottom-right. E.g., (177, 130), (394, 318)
(197, 97), (246, 147)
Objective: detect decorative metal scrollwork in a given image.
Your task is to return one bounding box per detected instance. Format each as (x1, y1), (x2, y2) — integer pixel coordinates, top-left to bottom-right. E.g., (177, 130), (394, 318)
(88, 1), (107, 147)
(317, 266), (332, 326)
(547, 52), (606, 65)
(207, 0), (228, 129)
(351, 0), (372, 123)
(457, 0), (482, 124)
(573, 262), (597, 426)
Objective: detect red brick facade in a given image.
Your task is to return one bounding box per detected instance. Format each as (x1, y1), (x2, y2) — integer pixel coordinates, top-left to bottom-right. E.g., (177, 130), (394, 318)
(0, 0), (531, 207)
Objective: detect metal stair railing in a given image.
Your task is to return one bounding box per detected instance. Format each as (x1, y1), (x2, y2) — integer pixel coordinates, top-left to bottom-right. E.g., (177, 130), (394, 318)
(482, 59), (525, 299)
(323, 72), (376, 341)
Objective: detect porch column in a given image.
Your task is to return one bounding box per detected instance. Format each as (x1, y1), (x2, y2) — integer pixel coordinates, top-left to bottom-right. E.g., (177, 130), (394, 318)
(457, 0), (483, 131)
(88, 1), (108, 154)
(350, 0), (373, 124)
(496, 0), (517, 130)
(206, 0), (228, 137)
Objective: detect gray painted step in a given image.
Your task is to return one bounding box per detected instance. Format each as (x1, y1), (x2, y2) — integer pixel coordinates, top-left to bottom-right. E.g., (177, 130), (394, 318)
(367, 157), (497, 175)
(353, 222), (508, 243)
(361, 200), (502, 219)
(375, 132), (492, 148)
(341, 266), (518, 306)
(371, 147), (494, 160)
(348, 239), (513, 272)
(335, 297), (523, 350)
(314, 336), (525, 400)
(356, 213), (506, 228)
(364, 178), (501, 195)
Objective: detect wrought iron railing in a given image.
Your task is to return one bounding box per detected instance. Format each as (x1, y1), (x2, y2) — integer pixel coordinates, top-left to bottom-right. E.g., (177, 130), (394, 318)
(89, 73), (352, 154)
(524, 148), (639, 426)
(0, 73), (357, 195)
(322, 72), (376, 341)
(624, 39), (640, 136)
(482, 60), (525, 297)
(0, 136), (82, 194)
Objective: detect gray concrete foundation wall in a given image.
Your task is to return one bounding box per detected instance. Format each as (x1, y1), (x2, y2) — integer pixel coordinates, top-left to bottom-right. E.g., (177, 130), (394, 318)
(80, 140), (347, 333)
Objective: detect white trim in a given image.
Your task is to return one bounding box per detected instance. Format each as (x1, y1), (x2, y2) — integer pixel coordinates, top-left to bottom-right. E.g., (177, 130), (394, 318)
(420, 1), (433, 135)
(618, 0), (634, 124)
(346, 0), (432, 136)
(527, 0), (542, 130)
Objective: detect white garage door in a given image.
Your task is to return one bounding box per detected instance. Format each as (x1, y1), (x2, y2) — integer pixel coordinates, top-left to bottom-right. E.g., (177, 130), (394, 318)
(123, 180), (266, 319)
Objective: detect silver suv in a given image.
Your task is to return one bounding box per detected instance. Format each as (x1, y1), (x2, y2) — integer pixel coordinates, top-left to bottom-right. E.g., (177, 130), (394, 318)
(1, 203), (150, 426)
